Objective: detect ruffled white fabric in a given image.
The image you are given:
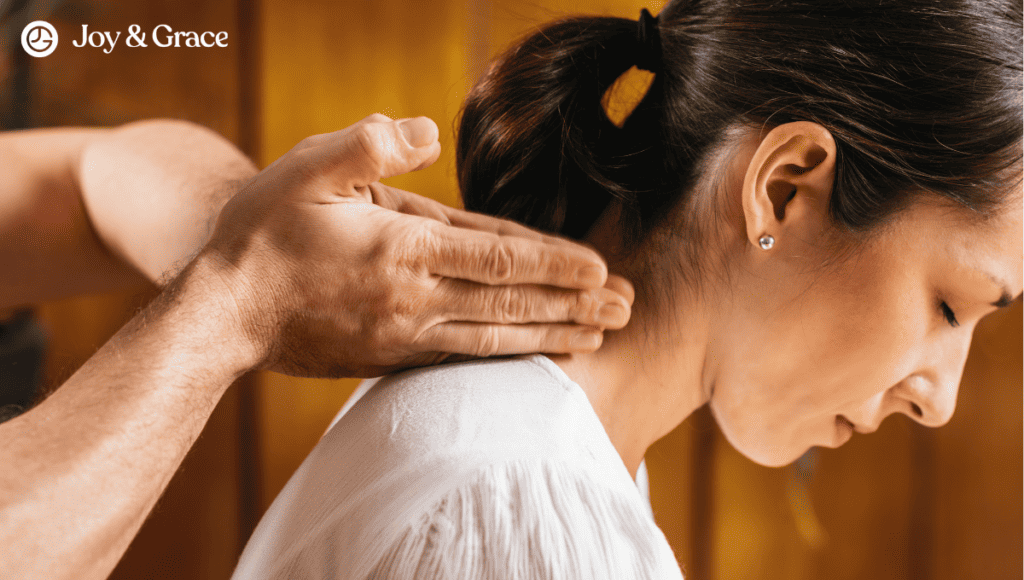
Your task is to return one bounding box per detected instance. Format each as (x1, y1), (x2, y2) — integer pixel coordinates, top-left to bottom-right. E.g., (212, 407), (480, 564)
(232, 355), (684, 580)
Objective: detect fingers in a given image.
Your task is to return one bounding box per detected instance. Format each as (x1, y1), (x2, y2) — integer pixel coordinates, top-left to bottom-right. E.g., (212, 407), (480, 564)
(304, 115), (442, 195)
(373, 184), (581, 246)
(424, 223), (609, 290)
(368, 183), (453, 224)
(436, 279), (631, 329)
(374, 188), (628, 294)
(402, 195), (576, 246)
(416, 322), (605, 357)
(442, 206), (553, 242)
(367, 183), (526, 235)
(603, 274), (635, 306)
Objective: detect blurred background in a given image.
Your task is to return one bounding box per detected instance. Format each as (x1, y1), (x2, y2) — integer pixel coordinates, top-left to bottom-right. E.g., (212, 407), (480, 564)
(0, 0), (1019, 578)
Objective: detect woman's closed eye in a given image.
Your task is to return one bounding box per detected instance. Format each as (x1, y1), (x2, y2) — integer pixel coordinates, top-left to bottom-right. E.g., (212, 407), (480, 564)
(940, 301), (959, 328)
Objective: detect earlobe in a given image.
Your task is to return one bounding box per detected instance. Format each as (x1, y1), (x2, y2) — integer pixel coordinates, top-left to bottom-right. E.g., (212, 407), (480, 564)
(740, 122), (836, 250)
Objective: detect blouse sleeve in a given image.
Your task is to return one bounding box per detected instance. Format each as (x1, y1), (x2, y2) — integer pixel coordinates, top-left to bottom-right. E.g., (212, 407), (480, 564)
(364, 458), (685, 580)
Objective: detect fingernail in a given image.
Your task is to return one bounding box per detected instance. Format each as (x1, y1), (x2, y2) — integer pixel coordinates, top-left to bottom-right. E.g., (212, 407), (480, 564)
(571, 330), (602, 351)
(399, 118), (433, 148)
(574, 264), (605, 288)
(597, 303), (626, 327)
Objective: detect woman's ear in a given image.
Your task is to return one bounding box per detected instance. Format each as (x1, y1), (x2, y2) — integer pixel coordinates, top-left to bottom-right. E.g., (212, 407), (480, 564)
(740, 121), (836, 249)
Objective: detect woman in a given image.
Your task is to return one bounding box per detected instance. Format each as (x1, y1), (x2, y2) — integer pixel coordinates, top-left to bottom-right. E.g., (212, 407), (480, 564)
(233, 0), (1022, 577)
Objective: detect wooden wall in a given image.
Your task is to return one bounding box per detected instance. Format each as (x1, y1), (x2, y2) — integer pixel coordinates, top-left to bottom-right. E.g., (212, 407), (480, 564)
(12, 0), (1021, 578)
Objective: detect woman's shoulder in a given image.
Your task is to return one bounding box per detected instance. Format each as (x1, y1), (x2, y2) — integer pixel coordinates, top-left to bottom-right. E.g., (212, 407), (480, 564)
(331, 354), (603, 464)
(232, 356), (683, 579)
(362, 353), (580, 415)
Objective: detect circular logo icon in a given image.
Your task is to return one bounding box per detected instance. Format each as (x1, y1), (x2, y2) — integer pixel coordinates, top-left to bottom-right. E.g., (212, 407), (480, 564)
(21, 21), (58, 58)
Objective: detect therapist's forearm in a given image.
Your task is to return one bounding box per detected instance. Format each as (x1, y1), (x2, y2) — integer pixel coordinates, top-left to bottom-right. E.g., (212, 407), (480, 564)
(0, 256), (257, 580)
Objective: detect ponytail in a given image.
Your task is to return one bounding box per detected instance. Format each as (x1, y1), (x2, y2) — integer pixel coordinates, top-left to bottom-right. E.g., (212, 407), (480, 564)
(457, 16), (677, 242)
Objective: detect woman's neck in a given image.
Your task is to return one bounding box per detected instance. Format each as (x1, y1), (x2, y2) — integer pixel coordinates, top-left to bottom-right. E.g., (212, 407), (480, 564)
(543, 200), (720, 476)
(547, 296), (713, 477)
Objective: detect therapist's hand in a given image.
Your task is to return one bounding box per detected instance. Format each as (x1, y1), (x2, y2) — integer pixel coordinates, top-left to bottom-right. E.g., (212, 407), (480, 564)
(199, 114), (633, 377)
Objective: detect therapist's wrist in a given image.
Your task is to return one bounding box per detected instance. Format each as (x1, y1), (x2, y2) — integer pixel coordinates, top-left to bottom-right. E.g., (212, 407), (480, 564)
(161, 251), (270, 380)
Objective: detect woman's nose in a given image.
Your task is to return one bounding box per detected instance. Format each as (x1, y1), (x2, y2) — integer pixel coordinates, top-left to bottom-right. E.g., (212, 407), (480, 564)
(895, 334), (973, 428)
(895, 374), (957, 427)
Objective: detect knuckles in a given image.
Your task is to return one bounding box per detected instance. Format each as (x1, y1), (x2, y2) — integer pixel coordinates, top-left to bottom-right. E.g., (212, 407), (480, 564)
(363, 273), (433, 354)
(572, 290), (599, 323)
(474, 326), (503, 358)
(481, 242), (514, 284)
(350, 123), (390, 179)
(493, 286), (529, 324)
(400, 221), (444, 275)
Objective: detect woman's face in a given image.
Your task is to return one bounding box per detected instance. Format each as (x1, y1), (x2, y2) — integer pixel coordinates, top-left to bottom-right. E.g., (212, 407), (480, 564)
(708, 197), (1022, 467)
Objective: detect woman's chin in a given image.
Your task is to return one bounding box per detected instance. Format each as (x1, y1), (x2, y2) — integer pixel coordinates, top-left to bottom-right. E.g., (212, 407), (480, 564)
(739, 446), (803, 468)
(711, 409), (798, 466)
(715, 424), (805, 467)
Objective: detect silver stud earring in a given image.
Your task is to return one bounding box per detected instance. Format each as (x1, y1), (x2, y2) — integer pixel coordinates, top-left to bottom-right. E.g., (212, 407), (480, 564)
(758, 234), (775, 250)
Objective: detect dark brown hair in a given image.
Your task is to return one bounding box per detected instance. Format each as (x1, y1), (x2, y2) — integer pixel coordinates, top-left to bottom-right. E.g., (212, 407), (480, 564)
(457, 0), (1022, 260)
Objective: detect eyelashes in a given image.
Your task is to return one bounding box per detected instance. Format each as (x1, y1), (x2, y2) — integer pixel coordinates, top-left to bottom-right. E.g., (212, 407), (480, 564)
(940, 301), (960, 328)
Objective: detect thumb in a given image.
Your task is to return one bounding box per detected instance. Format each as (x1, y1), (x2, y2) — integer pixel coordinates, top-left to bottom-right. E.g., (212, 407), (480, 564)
(317, 115), (441, 193)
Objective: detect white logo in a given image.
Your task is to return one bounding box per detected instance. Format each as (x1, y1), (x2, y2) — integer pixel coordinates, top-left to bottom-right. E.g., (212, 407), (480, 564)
(21, 20), (58, 57)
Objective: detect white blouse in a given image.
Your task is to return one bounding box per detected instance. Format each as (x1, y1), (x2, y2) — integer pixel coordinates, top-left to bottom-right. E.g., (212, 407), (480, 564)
(232, 355), (685, 579)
